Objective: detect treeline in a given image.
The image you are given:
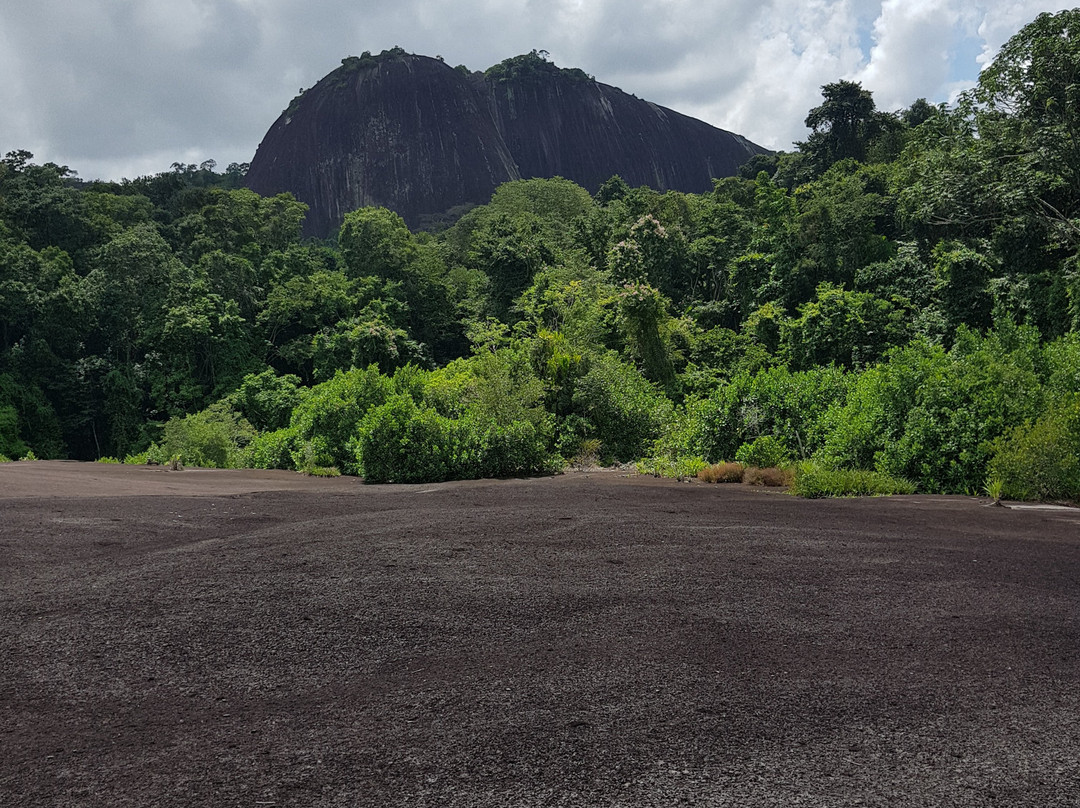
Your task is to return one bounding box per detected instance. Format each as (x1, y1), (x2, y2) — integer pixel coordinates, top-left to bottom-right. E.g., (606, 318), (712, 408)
(2, 11), (1078, 498)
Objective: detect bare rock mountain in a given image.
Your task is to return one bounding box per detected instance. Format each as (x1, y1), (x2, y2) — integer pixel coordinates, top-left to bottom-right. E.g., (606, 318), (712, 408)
(245, 49), (767, 236)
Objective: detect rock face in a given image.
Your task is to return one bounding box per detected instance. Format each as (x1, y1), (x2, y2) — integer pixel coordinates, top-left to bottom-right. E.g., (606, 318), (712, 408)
(246, 51), (767, 236)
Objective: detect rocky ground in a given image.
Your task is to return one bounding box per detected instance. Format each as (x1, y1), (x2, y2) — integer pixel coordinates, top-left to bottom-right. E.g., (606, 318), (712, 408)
(2, 461), (1078, 807)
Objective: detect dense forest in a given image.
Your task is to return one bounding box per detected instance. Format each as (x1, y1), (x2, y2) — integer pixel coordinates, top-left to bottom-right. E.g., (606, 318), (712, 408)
(2, 11), (1079, 499)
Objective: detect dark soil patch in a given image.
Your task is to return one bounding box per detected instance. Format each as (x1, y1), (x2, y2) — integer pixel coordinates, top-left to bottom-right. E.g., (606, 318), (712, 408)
(2, 462), (1079, 806)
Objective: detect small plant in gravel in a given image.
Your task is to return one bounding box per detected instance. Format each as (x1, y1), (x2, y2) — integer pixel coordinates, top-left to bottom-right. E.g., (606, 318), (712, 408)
(95, 456), (121, 464)
(792, 461), (915, 498)
(570, 437), (603, 469)
(984, 475), (1005, 506)
(123, 450), (150, 464)
(698, 462), (745, 483)
(0, 454), (11, 463)
(19, 450), (37, 461)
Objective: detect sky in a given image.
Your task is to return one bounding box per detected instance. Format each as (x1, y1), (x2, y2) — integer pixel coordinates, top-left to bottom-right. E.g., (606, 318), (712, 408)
(0, 0), (1073, 182)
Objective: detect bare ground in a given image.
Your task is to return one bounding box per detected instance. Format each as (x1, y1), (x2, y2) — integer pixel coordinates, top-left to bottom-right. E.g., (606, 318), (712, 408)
(2, 461), (1079, 807)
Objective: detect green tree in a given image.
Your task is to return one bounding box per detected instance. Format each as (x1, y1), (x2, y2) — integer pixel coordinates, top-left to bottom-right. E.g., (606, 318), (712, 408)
(798, 81), (886, 173)
(339, 207), (417, 282)
(783, 282), (907, 370)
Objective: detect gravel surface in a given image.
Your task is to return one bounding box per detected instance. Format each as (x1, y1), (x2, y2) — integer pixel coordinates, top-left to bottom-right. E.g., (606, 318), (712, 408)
(2, 462), (1079, 807)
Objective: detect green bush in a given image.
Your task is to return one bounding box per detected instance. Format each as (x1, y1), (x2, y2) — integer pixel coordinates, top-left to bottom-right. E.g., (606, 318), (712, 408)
(247, 427), (302, 470)
(0, 453), (11, 463)
(95, 456), (121, 464)
(734, 435), (790, 468)
(988, 394), (1080, 501)
(573, 352), (672, 462)
(820, 326), (1044, 494)
(228, 369), (306, 432)
(355, 395), (474, 483)
(0, 402), (28, 461)
(477, 416), (556, 478)
(792, 461), (916, 498)
(288, 365), (392, 474)
(161, 402), (255, 468)
(355, 395), (556, 483)
(690, 365), (848, 462)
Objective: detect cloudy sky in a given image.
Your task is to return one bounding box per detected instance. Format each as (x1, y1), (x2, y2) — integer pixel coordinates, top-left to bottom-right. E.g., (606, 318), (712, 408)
(0, 0), (1072, 181)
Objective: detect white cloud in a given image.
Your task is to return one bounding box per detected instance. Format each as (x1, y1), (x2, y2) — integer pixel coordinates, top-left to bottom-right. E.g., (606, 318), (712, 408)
(976, 2), (1074, 67)
(856, 0), (962, 112)
(0, 1), (1074, 179)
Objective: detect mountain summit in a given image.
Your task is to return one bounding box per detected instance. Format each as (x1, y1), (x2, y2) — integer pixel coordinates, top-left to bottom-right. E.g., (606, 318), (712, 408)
(245, 49), (768, 236)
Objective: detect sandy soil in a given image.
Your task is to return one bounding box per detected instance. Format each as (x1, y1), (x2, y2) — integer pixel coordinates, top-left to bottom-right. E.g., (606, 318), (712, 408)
(2, 461), (1079, 807)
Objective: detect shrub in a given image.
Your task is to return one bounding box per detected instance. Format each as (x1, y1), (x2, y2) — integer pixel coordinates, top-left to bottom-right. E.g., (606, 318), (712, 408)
(355, 395), (472, 483)
(477, 417), (556, 478)
(734, 435), (790, 469)
(819, 326), (1045, 494)
(698, 462), (745, 483)
(987, 394), (1080, 502)
(0, 453), (11, 463)
(0, 402), (28, 461)
(123, 450), (150, 464)
(792, 461), (916, 498)
(19, 450), (38, 461)
(144, 443), (168, 465)
(304, 465), (341, 478)
(743, 466), (794, 487)
(690, 365), (848, 463)
(247, 427), (302, 470)
(573, 352), (672, 462)
(95, 456), (121, 464)
(355, 395), (556, 483)
(161, 402), (255, 468)
(288, 365), (392, 475)
(568, 437), (602, 468)
(228, 369), (306, 432)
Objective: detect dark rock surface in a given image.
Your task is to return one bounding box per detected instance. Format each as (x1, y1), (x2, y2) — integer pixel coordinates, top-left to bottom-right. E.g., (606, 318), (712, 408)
(245, 52), (767, 236)
(3, 463), (1080, 806)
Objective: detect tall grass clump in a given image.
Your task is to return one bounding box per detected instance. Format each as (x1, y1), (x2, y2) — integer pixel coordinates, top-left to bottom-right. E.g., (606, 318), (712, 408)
(743, 466), (794, 487)
(792, 461), (916, 498)
(635, 454), (707, 480)
(698, 461), (745, 483)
